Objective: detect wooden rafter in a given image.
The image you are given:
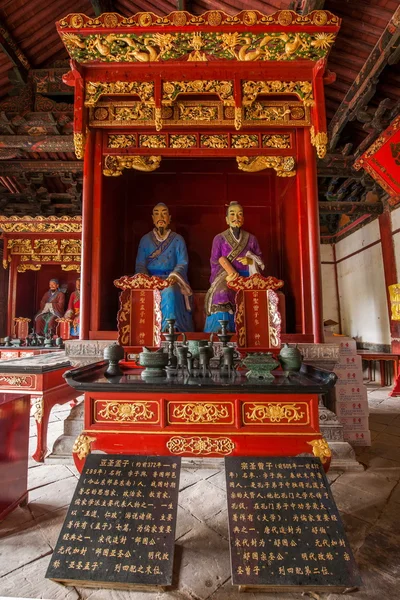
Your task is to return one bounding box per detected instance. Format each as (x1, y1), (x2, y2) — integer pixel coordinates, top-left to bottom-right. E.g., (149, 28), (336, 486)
(328, 5), (400, 151)
(296, 1), (325, 14)
(0, 20), (30, 84)
(0, 161), (82, 174)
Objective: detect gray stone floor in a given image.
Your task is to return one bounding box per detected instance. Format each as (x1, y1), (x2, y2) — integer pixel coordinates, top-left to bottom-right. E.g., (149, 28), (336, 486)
(1, 385), (400, 599)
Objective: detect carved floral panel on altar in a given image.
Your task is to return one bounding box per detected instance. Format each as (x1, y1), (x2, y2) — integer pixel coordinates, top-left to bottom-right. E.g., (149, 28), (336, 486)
(167, 401), (234, 425)
(242, 401), (310, 426)
(94, 399), (160, 424)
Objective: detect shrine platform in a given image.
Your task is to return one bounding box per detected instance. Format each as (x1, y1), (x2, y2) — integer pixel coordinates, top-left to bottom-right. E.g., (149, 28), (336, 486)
(0, 384), (398, 600)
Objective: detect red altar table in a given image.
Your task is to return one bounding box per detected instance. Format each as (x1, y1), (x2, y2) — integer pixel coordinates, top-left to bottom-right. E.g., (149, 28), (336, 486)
(0, 347), (62, 360)
(358, 350), (399, 388)
(0, 353), (80, 462)
(0, 393), (30, 520)
(65, 361), (336, 473)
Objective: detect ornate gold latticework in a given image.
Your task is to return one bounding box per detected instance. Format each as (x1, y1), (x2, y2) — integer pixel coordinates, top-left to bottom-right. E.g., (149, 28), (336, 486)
(103, 155), (162, 175)
(236, 155), (296, 176)
(171, 403), (230, 424)
(166, 436), (235, 455)
(0, 375), (32, 386)
(243, 80), (314, 106)
(73, 433), (96, 460)
(245, 403), (305, 423)
(310, 125), (328, 158)
(227, 273), (284, 291)
(162, 80), (234, 105)
(85, 81), (154, 106)
(114, 273), (170, 291)
(98, 401), (156, 422)
(0, 216), (82, 233)
(307, 438), (331, 464)
(262, 134), (291, 148)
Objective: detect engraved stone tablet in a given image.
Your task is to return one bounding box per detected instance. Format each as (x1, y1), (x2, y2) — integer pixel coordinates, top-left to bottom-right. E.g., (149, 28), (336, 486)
(225, 456), (361, 593)
(46, 454), (181, 590)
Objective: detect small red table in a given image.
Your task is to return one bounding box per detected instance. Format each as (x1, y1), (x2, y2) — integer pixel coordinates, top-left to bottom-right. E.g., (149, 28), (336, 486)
(0, 353), (80, 462)
(357, 350), (399, 387)
(0, 393), (30, 520)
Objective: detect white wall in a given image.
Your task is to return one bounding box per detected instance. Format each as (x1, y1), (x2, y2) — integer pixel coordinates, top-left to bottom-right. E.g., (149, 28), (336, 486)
(320, 244), (340, 331)
(335, 221), (390, 345)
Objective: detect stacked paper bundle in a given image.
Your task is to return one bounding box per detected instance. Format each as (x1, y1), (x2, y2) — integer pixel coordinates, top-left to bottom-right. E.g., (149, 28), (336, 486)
(331, 337), (371, 447)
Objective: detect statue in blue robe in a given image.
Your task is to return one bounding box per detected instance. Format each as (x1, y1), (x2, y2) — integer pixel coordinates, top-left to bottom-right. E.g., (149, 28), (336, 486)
(135, 203), (194, 332)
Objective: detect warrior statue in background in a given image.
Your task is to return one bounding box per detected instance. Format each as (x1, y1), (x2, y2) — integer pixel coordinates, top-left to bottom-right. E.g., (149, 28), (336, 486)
(135, 203), (194, 332)
(204, 201), (264, 332)
(35, 278), (65, 336)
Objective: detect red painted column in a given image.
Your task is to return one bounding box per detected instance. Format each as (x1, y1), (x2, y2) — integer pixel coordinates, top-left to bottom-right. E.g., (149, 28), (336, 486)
(90, 130), (103, 334)
(304, 128), (324, 343)
(80, 130), (95, 340)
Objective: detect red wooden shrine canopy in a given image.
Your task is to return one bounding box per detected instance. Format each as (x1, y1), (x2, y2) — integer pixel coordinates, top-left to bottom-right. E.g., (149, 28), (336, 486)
(57, 9), (340, 343)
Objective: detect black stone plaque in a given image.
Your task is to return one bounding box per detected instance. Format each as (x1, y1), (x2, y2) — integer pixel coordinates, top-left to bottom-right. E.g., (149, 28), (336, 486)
(46, 454), (181, 590)
(225, 457), (361, 593)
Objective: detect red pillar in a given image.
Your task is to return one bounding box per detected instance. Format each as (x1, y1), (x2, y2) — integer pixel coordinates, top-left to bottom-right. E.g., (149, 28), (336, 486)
(304, 128), (324, 343)
(90, 130), (103, 333)
(80, 130), (95, 340)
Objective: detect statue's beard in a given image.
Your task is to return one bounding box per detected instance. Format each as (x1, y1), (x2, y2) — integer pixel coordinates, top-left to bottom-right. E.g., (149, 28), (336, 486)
(157, 226), (165, 236)
(231, 226), (241, 238)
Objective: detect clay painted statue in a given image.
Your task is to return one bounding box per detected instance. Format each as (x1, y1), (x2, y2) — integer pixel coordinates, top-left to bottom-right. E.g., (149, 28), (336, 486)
(204, 202), (264, 332)
(35, 278), (65, 336)
(64, 278), (80, 336)
(135, 203), (194, 332)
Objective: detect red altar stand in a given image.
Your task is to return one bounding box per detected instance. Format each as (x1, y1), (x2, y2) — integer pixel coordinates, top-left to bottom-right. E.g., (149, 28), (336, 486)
(56, 318), (73, 341)
(0, 393), (30, 520)
(0, 354), (80, 462)
(14, 317), (31, 342)
(56, 8), (340, 344)
(114, 274), (169, 348)
(228, 274), (284, 349)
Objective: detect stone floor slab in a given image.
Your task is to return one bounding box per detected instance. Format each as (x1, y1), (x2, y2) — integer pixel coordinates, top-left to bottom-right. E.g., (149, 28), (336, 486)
(27, 475), (78, 518)
(330, 482), (385, 524)
(28, 463), (75, 491)
(178, 480), (227, 523)
(0, 522), (52, 578)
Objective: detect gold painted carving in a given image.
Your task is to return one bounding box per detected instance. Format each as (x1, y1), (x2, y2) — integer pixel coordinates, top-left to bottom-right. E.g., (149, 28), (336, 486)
(0, 375), (32, 386)
(166, 436), (235, 455)
(154, 107), (162, 131)
(245, 104), (291, 122)
(201, 135), (228, 149)
(178, 103), (217, 122)
(139, 135), (167, 148)
(61, 264), (80, 272)
(234, 107), (242, 131)
(108, 134), (136, 148)
(73, 433), (96, 460)
(171, 403), (229, 424)
(59, 10), (340, 31)
(231, 135), (258, 149)
(0, 216), (82, 233)
(85, 81), (154, 106)
(73, 132), (85, 159)
(162, 80), (234, 105)
(114, 273), (170, 291)
(103, 155), (161, 176)
(170, 135), (197, 149)
(227, 273), (284, 292)
(235, 294), (246, 347)
(310, 126), (328, 159)
(98, 401), (156, 422)
(236, 155), (296, 176)
(246, 403), (305, 423)
(17, 264), (41, 272)
(33, 397), (44, 424)
(307, 438), (331, 464)
(262, 134), (291, 148)
(243, 80), (314, 106)
(268, 289), (281, 347)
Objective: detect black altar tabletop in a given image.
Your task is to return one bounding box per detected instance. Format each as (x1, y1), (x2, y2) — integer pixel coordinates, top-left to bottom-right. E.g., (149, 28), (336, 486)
(64, 362), (337, 395)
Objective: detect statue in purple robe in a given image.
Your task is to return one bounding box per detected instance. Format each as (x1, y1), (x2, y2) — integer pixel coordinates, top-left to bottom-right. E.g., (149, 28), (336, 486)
(135, 203), (194, 332)
(204, 202), (264, 332)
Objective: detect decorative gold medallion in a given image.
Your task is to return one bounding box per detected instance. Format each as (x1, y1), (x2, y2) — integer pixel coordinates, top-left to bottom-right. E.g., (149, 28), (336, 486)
(73, 433), (96, 460)
(307, 438), (331, 464)
(170, 403), (230, 424)
(245, 403), (305, 423)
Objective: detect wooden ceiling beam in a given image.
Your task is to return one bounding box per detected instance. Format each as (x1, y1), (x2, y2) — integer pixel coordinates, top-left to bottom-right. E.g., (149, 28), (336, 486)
(0, 20), (30, 85)
(0, 161), (82, 174)
(318, 201), (383, 215)
(0, 136), (74, 152)
(91, 0), (115, 17)
(329, 5), (400, 151)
